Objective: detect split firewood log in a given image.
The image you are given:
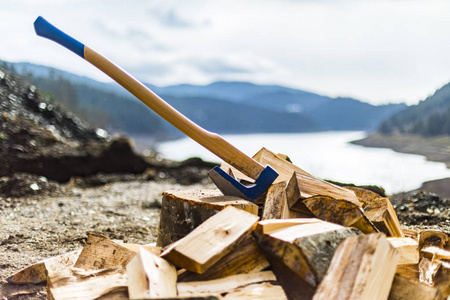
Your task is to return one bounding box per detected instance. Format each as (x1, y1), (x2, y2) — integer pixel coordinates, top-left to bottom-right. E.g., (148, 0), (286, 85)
(46, 234), (133, 299)
(421, 246), (450, 260)
(177, 232), (269, 282)
(262, 175), (310, 220)
(253, 220), (361, 300)
(388, 237), (419, 266)
(126, 248), (177, 299)
(157, 189), (258, 247)
(402, 228), (420, 240)
(177, 271), (286, 299)
(313, 233), (399, 300)
(7, 249), (81, 285)
(419, 230), (448, 250)
(222, 148), (359, 205)
(346, 186), (404, 237)
(256, 218), (325, 235)
(388, 274), (443, 300)
(262, 181), (291, 220)
(74, 233), (136, 271)
(47, 268), (128, 300)
(161, 206), (260, 274)
(419, 257), (442, 286)
(302, 195), (378, 234)
(253, 148), (359, 203)
(395, 264), (420, 281)
(419, 258), (450, 298)
(7, 235), (157, 287)
(434, 260), (450, 299)
(120, 243), (161, 255)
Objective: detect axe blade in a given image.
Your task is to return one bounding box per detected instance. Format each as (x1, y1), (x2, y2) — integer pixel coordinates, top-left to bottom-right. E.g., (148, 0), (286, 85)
(208, 166), (278, 201)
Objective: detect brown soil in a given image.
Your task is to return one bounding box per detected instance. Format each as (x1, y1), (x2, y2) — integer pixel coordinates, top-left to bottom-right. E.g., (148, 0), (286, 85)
(0, 179), (215, 299)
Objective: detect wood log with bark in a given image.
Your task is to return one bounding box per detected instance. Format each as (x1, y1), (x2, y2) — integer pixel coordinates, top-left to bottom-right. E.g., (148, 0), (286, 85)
(313, 233), (399, 300)
(346, 186), (404, 237)
(161, 206), (260, 274)
(253, 219), (362, 300)
(157, 189), (258, 247)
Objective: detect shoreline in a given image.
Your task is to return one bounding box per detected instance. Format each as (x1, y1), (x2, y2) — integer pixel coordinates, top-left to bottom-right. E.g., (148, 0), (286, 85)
(352, 133), (450, 197)
(351, 133), (450, 168)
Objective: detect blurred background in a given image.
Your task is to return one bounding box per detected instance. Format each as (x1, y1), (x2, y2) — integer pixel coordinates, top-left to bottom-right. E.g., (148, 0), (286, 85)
(2, 0), (450, 194)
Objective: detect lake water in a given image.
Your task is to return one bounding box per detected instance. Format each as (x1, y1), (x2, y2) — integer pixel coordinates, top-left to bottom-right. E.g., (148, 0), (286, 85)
(156, 131), (450, 194)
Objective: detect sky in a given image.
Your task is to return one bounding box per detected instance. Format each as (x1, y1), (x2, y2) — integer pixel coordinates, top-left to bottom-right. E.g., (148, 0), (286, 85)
(1, 0), (450, 105)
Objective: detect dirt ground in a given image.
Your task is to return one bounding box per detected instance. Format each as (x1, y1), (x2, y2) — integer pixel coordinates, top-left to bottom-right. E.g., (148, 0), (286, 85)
(0, 179), (215, 299)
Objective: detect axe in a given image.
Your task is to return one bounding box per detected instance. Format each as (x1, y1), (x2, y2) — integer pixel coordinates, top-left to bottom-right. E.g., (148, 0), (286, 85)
(33, 16), (278, 201)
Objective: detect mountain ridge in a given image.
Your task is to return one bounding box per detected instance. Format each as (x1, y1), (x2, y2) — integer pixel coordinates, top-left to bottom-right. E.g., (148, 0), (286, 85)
(1, 60), (406, 139)
(377, 82), (450, 136)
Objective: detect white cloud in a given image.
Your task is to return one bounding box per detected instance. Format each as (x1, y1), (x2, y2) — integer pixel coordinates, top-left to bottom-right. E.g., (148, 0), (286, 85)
(1, 0), (450, 105)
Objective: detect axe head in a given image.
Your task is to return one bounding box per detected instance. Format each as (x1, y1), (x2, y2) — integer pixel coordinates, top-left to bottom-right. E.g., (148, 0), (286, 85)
(208, 166), (278, 201)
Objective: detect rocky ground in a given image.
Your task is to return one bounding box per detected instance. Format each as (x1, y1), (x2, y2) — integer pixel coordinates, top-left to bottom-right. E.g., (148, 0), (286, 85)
(0, 178), (216, 299)
(1, 68), (449, 299)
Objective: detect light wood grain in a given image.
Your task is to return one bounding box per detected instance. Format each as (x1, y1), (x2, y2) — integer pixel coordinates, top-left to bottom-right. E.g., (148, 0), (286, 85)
(74, 233), (136, 271)
(388, 237), (419, 265)
(7, 249), (81, 284)
(161, 206), (260, 274)
(419, 257), (442, 286)
(48, 269), (127, 300)
(126, 248), (177, 299)
(313, 233), (399, 300)
(421, 246), (450, 260)
(221, 282), (287, 300)
(388, 275), (443, 300)
(178, 233), (269, 282)
(177, 271), (277, 297)
(254, 220), (362, 295)
(257, 218), (325, 235)
(253, 148), (359, 205)
(262, 181), (291, 220)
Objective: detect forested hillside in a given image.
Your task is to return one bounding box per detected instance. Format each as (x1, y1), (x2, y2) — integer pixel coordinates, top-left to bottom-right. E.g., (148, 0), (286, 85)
(378, 82), (450, 136)
(1, 61), (405, 139)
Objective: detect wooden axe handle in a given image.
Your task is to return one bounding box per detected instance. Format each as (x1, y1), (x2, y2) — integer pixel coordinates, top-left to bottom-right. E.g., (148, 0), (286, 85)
(34, 17), (265, 180)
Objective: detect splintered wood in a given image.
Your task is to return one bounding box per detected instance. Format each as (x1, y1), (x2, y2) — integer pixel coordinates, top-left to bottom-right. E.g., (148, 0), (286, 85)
(126, 248), (177, 299)
(347, 186), (404, 237)
(8, 147), (450, 299)
(161, 206), (260, 274)
(313, 233), (399, 300)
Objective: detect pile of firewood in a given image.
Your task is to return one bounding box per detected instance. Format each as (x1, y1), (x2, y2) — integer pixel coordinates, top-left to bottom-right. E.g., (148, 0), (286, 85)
(8, 148), (450, 299)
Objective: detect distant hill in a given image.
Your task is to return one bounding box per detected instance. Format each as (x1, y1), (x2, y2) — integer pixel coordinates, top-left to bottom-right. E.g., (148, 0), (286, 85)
(1, 60), (406, 139)
(156, 82), (406, 131)
(378, 82), (450, 136)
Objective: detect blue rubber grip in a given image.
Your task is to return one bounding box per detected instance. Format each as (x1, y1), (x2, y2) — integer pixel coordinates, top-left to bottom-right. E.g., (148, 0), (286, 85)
(34, 16), (85, 58)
